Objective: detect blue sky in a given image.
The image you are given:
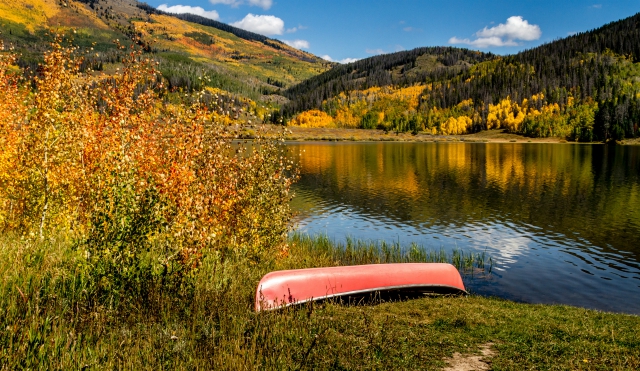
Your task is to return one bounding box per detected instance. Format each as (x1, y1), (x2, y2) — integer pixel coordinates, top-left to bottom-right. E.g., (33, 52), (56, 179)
(146, 0), (639, 62)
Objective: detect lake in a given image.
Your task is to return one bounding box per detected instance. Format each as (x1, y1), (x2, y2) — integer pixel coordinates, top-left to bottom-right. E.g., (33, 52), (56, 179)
(287, 141), (640, 314)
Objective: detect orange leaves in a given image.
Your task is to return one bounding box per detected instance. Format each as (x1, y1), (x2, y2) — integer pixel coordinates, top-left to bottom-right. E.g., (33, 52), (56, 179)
(0, 43), (28, 229)
(0, 38), (295, 267)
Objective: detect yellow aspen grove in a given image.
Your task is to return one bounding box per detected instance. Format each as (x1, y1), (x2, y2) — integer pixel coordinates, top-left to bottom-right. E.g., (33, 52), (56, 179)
(289, 109), (334, 127)
(440, 116), (472, 135)
(334, 106), (360, 128)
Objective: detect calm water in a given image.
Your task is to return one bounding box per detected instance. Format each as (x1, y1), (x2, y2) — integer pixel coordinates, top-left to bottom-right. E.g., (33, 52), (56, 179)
(287, 142), (640, 314)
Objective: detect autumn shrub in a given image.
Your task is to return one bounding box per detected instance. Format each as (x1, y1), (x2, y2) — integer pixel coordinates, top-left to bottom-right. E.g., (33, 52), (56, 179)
(0, 36), (296, 302)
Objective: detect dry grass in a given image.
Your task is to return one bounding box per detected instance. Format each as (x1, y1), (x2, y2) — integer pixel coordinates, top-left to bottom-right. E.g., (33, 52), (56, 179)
(284, 127), (595, 144)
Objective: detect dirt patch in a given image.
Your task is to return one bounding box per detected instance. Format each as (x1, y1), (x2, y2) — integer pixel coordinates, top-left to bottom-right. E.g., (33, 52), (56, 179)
(443, 343), (496, 371)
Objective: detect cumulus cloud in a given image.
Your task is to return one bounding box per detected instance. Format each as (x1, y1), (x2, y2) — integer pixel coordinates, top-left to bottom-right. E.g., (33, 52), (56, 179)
(209, 0), (272, 10)
(231, 14), (284, 35)
(282, 39), (309, 49)
(449, 16), (541, 48)
(158, 4), (219, 20)
(321, 55), (359, 64)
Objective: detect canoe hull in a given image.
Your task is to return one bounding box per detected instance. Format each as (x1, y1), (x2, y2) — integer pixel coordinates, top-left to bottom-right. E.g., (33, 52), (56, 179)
(255, 263), (466, 311)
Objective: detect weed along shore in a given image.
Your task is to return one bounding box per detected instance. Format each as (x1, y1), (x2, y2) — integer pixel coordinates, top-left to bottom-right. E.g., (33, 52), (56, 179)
(282, 126), (640, 145)
(1, 234), (638, 369)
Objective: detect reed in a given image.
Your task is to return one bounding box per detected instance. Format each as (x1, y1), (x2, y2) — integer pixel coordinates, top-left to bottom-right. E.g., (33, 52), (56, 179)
(289, 233), (492, 276)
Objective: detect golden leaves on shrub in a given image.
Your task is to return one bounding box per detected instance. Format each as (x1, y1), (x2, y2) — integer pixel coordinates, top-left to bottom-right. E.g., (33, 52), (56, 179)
(0, 36), (296, 268)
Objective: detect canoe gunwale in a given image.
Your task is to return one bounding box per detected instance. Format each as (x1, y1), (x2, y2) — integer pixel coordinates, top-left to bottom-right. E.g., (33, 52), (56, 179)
(256, 283), (468, 311)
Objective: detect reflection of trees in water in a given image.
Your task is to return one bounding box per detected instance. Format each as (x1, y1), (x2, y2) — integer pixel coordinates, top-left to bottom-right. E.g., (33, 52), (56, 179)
(290, 143), (640, 260)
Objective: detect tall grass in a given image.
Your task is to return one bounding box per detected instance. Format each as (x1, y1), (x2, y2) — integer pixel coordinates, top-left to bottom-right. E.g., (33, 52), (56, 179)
(287, 233), (492, 274)
(1, 233), (639, 369)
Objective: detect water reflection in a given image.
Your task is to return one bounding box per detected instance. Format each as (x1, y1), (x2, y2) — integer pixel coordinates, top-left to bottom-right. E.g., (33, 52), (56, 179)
(288, 142), (640, 314)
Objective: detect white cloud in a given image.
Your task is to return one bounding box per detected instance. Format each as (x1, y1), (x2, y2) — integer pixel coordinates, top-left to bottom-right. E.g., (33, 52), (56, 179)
(231, 14), (284, 35)
(321, 55), (359, 64)
(158, 4), (220, 20)
(282, 39), (309, 49)
(209, 0), (272, 10)
(476, 16), (541, 41)
(449, 16), (541, 48)
(590, 4), (602, 9)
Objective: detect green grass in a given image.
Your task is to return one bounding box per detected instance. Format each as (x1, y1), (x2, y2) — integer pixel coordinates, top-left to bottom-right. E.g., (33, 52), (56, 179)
(0, 233), (638, 369)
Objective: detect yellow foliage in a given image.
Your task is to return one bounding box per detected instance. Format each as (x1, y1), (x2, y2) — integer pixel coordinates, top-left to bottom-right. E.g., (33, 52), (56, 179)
(487, 96), (530, 132)
(531, 93), (545, 102)
(290, 109), (334, 128)
(0, 0), (59, 32)
(440, 116), (472, 135)
(389, 85), (424, 110)
(457, 99), (474, 109)
(0, 39), (295, 265)
(334, 107), (360, 128)
(319, 84), (426, 129)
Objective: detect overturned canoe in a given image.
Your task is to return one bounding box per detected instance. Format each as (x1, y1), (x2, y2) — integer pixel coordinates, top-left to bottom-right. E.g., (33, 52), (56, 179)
(255, 263), (466, 311)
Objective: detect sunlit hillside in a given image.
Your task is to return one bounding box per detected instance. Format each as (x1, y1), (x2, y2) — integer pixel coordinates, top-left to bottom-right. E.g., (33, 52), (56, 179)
(284, 12), (640, 142)
(0, 0), (332, 101)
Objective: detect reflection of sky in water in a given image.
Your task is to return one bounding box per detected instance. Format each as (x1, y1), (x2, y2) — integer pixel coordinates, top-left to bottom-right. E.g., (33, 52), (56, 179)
(288, 142), (640, 314)
(293, 199), (640, 314)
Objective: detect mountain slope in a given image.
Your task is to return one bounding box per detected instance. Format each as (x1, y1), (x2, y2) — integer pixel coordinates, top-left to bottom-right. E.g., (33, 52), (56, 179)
(282, 47), (495, 117)
(0, 0), (332, 99)
(283, 12), (640, 141)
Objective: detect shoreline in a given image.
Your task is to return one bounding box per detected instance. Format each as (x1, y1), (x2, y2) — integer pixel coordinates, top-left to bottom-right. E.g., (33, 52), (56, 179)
(281, 126), (640, 145)
(2, 233), (638, 369)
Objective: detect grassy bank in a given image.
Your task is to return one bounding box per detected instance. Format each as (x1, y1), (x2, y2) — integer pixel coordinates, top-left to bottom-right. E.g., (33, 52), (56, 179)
(1, 233), (638, 370)
(283, 126), (640, 145)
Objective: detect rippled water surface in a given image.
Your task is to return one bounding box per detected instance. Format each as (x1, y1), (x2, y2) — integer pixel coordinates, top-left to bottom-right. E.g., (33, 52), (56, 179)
(287, 142), (640, 314)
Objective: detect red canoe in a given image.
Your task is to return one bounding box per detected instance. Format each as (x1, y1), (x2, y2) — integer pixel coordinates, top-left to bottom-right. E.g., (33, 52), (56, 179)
(255, 263), (466, 311)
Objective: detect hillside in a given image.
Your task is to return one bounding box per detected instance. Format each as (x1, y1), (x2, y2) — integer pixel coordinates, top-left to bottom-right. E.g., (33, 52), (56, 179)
(282, 47), (495, 117)
(283, 12), (640, 142)
(0, 0), (332, 100)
